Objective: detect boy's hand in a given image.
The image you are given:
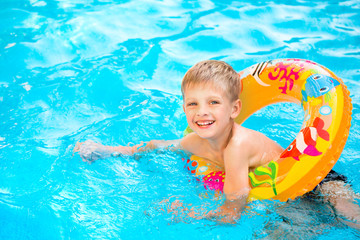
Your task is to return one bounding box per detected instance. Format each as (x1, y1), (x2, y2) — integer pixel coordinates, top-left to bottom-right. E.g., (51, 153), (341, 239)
(73, 140), (113, 163)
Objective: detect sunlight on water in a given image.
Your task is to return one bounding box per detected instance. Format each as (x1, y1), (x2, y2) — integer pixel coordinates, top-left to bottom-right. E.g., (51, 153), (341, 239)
(1, 0), (360, 239)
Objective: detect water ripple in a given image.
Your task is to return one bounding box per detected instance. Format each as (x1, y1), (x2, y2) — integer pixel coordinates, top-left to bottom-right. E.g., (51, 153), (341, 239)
(1, 0), (360, 239)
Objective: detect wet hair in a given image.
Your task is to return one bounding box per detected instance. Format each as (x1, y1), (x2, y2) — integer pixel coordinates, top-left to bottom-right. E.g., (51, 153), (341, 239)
(181, 60), (241, 102)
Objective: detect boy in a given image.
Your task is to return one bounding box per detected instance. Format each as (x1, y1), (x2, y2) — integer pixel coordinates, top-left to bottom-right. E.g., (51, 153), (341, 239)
(74, 60), (283, 221)
(74, 60), (360, 225)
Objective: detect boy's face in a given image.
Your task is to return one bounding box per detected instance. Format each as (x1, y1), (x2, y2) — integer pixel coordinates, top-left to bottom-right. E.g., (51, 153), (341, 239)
(182, 83), (241, 140)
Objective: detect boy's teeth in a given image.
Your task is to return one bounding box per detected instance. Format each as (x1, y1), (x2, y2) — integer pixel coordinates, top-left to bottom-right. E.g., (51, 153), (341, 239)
(197, 121), (214, 126)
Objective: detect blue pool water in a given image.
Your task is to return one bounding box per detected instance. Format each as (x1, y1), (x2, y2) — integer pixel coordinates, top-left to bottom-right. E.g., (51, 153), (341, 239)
(1, 0), (360, 239)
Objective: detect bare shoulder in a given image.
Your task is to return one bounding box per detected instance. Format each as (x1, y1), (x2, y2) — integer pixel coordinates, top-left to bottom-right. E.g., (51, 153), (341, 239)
(227, 124), (258, 156)
(228, 124), (283, 167)
(180, 132), (205, 154)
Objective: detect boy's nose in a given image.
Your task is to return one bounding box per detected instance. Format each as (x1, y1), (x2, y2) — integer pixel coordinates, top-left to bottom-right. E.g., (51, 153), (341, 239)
(196, 104), (209, 116)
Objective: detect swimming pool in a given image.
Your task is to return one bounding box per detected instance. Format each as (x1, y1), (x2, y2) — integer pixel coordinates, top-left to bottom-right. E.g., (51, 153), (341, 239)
(1, 0), (360, 239)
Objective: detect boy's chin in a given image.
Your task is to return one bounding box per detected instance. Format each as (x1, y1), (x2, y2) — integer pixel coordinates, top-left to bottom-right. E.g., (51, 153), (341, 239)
(194, 129), (217, 139)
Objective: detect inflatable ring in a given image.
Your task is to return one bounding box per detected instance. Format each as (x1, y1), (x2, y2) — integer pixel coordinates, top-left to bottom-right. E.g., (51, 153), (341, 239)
(183, 59), (352, 202)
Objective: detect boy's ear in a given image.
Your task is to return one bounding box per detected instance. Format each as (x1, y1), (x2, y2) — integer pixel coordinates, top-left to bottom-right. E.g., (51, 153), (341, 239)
(231, 99), (242, 119)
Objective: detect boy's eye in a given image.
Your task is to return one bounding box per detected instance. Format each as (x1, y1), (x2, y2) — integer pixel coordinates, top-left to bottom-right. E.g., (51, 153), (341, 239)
(187, 102), (197, 106)
(210, 100), (219, 105)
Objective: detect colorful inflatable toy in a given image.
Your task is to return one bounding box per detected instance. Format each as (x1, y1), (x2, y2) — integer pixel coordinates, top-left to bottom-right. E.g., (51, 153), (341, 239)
(183, 59), (352, 202)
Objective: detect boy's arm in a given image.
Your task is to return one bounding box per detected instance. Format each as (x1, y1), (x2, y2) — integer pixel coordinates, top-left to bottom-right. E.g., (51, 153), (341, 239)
(73, 131), (201, 163)
(73, 139), (182, 162)
(206, 139), (251, 222)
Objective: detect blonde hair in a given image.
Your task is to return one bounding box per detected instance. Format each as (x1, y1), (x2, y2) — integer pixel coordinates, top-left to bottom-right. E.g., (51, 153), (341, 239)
(181, 60), (241, 102)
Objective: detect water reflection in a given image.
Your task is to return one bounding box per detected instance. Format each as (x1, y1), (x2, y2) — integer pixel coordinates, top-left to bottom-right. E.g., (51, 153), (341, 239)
(1, 0), (360, 239)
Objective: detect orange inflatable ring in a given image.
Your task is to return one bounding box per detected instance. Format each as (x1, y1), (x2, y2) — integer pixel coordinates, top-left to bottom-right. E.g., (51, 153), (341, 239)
(183, 59), (352, 202)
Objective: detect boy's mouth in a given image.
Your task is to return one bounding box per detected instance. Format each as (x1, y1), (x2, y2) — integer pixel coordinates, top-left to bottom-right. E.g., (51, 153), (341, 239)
(196, 120), (215, 127)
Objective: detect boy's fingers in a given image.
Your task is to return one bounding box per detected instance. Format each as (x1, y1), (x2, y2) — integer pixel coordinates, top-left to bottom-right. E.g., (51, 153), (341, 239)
(80, 154), (93, 164)
(91, 151), (103, 161)
(73, 141), (83, 153)
(80, 155), (88, 162)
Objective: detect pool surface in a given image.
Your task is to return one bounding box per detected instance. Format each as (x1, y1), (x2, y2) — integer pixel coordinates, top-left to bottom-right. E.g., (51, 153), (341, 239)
(1, 0), (360, 239)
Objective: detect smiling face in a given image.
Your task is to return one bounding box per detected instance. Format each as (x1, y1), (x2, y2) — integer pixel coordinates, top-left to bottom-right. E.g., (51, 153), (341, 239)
(183, 83), (241, 140)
